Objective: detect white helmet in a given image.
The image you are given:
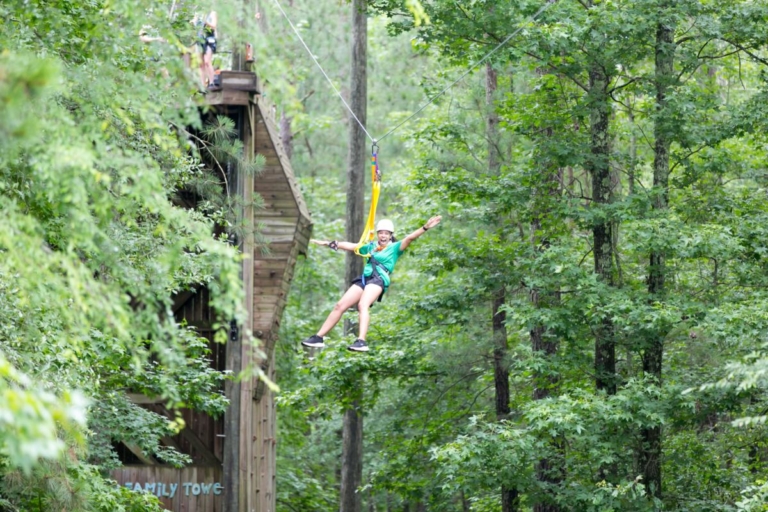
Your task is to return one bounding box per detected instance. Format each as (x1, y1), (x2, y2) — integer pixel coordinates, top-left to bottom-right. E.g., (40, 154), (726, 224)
(376, 219), (395, 233)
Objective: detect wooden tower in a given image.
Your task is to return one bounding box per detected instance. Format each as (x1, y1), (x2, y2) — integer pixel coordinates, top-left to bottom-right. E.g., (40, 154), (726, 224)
(110, 70), (312, 512)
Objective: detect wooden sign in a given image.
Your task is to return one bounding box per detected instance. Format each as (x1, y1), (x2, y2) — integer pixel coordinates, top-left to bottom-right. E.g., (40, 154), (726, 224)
(111, 466), (223, 512)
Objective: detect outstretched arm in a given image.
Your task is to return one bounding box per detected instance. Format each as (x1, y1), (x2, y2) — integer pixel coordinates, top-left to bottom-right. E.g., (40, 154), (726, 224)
(310, 239), (359, 252)
(399, 215), (442, 251)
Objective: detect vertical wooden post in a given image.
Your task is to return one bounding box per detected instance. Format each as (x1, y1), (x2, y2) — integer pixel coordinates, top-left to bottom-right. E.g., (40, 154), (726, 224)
(224, 104), (256, 512)
(223, 173), (243, 512)
(232, 0), (253, 506)
(241, 104), (256, 512)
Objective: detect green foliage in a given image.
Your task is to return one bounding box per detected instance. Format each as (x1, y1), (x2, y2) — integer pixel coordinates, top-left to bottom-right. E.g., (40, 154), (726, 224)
(1, 460), (164, 512)
(189, 115), (267, 240)
(273, 0), (768, 510)
(736, 481), (768, 512)
(0, 355), (87, 472)
(0, 0), (249, 509)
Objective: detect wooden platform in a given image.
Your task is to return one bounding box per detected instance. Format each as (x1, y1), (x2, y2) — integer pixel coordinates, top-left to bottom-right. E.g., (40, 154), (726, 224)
(205, 71), (261, 106)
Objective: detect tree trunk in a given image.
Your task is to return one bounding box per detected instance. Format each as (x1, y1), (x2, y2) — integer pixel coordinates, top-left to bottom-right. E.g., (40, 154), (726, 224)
(367, 493), (376, 512)
(641, 6), (675, 501)
(493, 291), (510, 419)
(254, 1), (269, 32)
(487, 64), (505, 413)
(530, 284), (563, 512)
(340, 402), (364, 512)
(528, 67), (564, 512)
(340, 1), (367, 511)
(487, 62), (520, 512)
(588, 61), (617, 396)
(495, 290), (521, 511)
(344, 0), (367, 286)
(486, 63), (499, 174)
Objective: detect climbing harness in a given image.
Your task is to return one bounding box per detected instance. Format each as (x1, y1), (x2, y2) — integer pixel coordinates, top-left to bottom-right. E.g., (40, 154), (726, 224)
(361, 253), (390, 303)
(354, 142), (382, 257)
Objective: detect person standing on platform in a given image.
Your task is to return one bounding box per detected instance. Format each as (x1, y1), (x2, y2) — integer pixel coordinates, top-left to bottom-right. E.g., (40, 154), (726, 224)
(195, 10), (218, 88)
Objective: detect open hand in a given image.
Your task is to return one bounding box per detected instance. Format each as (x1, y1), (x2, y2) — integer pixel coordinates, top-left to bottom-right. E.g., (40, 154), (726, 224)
(424, 215), (442, 230)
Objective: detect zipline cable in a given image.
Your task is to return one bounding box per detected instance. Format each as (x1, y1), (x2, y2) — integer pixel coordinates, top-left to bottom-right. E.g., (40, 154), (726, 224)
(377, 0), (558, 143)
(272, 0), (557, 144)
(272, 0), (375, 143)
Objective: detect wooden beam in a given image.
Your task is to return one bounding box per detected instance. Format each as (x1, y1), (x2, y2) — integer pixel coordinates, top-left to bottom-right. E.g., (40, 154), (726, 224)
(124, 442), (159, 466)
(178, 427), (221, 466)
(145, 403), (222, 467)
(205, 89), (250, 106)
(219, 70), (260, 92)
(181, 320), (217, 332)
(171, 290), (196, 314)
(126, 393), (165, 405)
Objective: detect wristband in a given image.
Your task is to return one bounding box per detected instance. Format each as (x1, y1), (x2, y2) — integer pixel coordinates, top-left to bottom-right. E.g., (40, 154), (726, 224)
(329, 240), (338, 251)
(422, 225), (429, 231)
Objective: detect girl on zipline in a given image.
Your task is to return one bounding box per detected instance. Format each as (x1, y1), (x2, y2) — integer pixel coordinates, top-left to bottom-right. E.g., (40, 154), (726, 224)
(301, 215), (442, 352)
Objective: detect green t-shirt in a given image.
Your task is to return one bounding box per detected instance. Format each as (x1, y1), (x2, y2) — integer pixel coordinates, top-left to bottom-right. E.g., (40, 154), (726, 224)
(359, 241), (404, 289)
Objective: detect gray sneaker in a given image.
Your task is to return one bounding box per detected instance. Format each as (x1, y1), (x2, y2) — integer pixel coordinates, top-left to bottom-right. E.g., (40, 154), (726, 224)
(347, 339), (369, 352)
(301, 335), (325, 348)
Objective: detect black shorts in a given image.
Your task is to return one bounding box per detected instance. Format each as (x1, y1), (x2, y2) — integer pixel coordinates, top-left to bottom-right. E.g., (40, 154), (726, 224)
(352, 275), (386, 302)
(200, 36), (217, 54)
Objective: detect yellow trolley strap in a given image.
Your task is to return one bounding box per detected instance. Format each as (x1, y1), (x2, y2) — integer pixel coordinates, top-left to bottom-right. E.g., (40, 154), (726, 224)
(354, 142), (382, 257)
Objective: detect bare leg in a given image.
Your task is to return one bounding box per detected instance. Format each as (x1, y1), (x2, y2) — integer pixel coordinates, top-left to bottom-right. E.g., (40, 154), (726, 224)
(202, 47), (214, 86)
(199, 50), (207, 87)
(357, 284), (383, 341)
(316, 285), (363, 337)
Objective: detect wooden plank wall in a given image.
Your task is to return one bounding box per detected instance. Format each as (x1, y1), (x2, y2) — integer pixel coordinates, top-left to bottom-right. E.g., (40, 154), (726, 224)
(251, 96), (311, 345)
(252, 356), (276, 510)
(172, 289), (226, 465)
(248, 95), (311, 512)
(112, 291), (227, 509)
